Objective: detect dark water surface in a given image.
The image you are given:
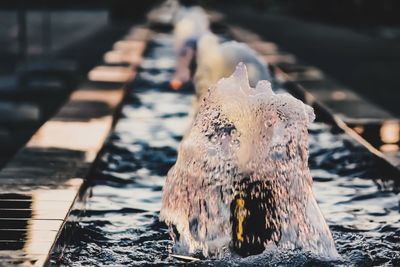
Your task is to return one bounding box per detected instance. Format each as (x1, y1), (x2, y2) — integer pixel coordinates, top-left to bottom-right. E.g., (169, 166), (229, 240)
(61, 33), (399, 266)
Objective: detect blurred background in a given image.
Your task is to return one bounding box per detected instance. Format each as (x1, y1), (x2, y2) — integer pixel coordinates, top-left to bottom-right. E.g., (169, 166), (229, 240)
(0, 0), (399, 166)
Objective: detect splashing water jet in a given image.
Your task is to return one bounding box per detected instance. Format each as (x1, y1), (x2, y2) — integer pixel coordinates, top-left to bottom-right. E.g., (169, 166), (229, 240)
(170, 6), (209, 89)
(160, 63), (338, 259)
(194, 33), (272, 102)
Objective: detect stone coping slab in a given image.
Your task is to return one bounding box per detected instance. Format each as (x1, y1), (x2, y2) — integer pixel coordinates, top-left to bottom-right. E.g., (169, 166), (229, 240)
(0, 25), (151, 266)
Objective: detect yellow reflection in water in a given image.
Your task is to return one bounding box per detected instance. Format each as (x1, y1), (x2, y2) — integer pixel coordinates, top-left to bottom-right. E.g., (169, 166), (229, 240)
(235, 198), (246, 242)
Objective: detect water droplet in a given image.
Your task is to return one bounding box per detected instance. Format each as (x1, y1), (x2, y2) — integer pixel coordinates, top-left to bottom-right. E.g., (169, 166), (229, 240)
(210, 135), (218, 144)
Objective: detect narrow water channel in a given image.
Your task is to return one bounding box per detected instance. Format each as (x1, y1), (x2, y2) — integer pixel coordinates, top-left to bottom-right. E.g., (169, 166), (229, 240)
(61, 32), (399, 267)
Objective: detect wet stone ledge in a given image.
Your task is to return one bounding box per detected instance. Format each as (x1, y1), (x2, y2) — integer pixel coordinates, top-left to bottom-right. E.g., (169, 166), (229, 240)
(0, 26), (151, 266)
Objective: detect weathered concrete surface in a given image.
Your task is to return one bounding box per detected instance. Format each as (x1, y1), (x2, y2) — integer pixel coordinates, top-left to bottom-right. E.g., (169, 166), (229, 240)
(0, 26), (151, 266)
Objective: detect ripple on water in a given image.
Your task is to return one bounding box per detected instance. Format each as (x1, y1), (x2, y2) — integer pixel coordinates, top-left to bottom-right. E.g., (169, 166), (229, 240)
(61, 34), (400, 266)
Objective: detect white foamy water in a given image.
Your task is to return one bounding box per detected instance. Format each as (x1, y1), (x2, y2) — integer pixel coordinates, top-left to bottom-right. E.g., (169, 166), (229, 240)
(160, 63), (338, 259)
(194, 33), (272, 102)
(173, 6), (209, 52)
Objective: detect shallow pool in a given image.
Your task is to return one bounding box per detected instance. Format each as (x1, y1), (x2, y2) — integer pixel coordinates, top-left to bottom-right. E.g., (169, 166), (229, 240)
(61, 33), (399, 266)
